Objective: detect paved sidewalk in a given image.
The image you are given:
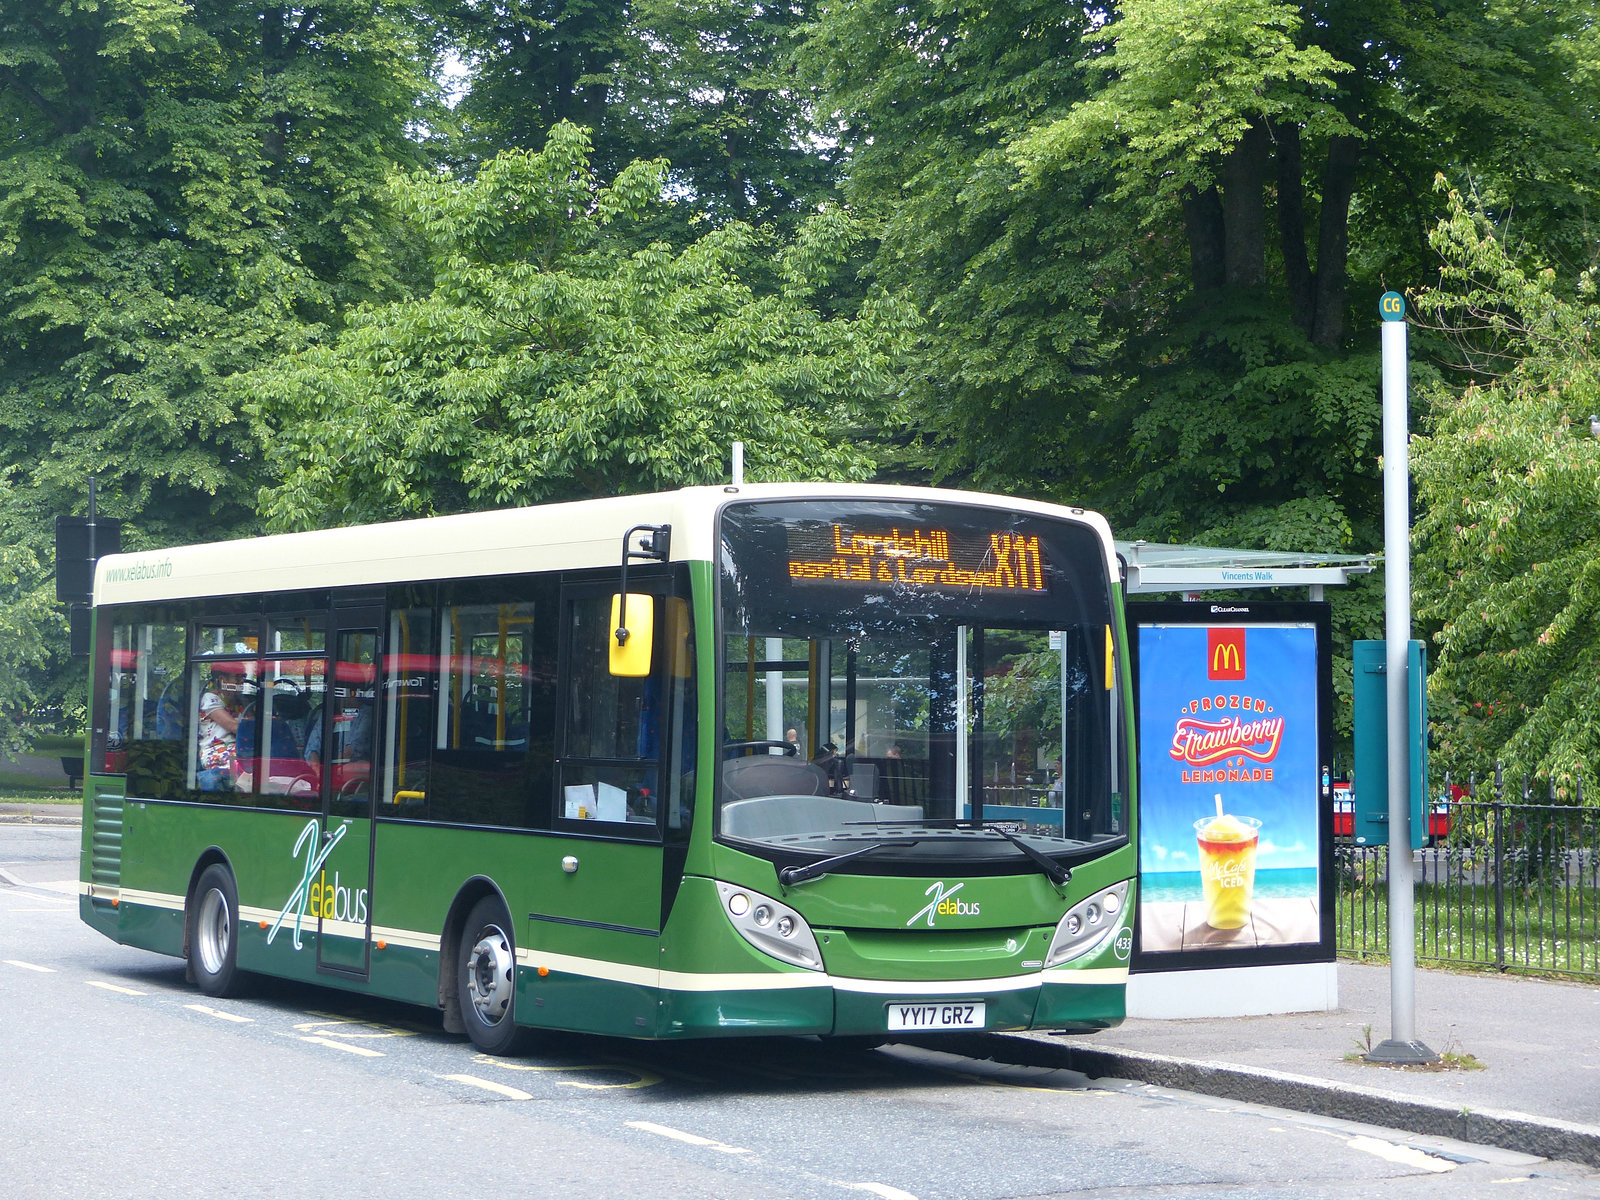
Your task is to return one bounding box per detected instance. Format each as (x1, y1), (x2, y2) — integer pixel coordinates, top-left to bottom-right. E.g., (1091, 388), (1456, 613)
(2, 752), (77, 784)
(989, 961), (1600, 1167)
(0, 801), (82, 825)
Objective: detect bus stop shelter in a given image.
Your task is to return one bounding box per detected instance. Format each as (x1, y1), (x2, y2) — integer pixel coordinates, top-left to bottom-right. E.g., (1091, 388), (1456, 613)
(1117, 542), (1377, 1018)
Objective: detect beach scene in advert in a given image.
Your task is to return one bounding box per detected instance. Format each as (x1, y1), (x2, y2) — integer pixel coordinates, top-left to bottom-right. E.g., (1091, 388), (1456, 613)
(1136, 621), (1322, 955)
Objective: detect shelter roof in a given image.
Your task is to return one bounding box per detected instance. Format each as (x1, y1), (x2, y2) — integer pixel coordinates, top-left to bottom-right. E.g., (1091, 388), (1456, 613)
(1116, 541), (1377, 594)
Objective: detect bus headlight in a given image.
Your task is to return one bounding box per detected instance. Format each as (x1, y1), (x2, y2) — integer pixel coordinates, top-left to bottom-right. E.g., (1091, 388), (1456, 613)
(1045, 881), (1131, 968)
(715, 882), (823, 971)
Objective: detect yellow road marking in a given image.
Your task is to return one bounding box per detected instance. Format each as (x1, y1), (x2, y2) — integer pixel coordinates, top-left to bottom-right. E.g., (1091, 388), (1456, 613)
(1347, 1137), (1456, 1173)
(470, 1053), (661, 1090)
(440, 1074), (534, 1101)
(296, 1013), (416, 1039)
(300, 1035), (384, 1057)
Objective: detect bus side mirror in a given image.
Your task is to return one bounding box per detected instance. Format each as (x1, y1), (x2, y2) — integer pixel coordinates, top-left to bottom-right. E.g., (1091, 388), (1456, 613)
(609, 594), (654, 677)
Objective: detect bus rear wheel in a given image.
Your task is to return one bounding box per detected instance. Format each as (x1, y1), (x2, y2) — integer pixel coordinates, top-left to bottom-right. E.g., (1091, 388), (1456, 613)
(191, 863), (241, 997)
(457, 896), (533, 1056)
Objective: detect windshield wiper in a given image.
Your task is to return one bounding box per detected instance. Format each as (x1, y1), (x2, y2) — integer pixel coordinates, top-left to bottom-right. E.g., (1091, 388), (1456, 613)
(841, 818), (1071, 886)
(983, 824), (1071, 886)
(778, 839), (923, 887)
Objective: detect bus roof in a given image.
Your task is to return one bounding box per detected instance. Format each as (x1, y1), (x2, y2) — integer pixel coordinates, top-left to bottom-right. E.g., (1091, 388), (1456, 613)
(93, 483), (1117, 606)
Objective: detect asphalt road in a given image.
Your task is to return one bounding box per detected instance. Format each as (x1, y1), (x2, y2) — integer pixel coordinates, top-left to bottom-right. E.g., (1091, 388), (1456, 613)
(4, 823), (1598, 1200)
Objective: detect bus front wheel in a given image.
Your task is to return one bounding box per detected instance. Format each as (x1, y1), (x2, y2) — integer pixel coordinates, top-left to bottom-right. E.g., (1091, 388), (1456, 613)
(457, 896), (533, 1056)
(191, 863), (241, 997)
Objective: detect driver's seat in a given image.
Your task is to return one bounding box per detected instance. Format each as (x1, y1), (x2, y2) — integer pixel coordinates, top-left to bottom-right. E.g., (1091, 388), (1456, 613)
(721, 754), (830, 802)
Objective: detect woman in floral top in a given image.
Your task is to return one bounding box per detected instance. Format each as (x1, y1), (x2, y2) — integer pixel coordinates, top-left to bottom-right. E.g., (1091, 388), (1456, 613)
(196, 680), (240, 791)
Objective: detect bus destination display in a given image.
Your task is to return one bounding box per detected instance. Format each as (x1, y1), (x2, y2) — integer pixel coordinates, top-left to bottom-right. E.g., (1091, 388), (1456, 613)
(786, 523), (1047, 593)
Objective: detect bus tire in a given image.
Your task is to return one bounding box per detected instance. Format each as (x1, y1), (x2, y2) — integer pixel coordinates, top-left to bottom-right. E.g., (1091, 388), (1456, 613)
(457, 896), (532, 1056)
(191, 863), (241, 997)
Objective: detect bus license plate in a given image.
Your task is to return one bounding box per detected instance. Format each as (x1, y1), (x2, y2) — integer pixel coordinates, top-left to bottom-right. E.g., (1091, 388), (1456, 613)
(886, 1002), (986, 1032)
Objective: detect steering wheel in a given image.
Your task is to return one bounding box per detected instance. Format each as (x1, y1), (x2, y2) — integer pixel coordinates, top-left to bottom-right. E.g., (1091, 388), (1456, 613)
(723, 739), (799, 758)
(271, 678), (304, 698)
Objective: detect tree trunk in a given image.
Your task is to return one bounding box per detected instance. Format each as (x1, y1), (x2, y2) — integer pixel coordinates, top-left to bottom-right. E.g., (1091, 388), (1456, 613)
(1222, 120), (1267, 287)
(1272, 121), (1314, 336)
(1311, 135), (1360, 349)
(1183, 185), (1225, 292)
(260, 8), (288, 163)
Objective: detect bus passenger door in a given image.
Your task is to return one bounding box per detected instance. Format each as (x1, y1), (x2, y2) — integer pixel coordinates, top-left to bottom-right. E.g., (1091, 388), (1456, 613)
(315, 608), (382, 978)
(534, 583), (688, 1034)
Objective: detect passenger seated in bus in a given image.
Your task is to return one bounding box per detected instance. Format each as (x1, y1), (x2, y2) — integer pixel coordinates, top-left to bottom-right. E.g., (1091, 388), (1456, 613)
(233, 689), (258, 791)
(235, 684), (313, 792)
(305, 703), (371, 767)
(195, 684), (239, 791)
(154, 678), (186, 739)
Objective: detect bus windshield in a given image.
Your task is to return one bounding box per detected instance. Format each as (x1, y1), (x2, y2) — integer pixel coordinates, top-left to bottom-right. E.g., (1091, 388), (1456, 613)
(717, 499), (1127, 873)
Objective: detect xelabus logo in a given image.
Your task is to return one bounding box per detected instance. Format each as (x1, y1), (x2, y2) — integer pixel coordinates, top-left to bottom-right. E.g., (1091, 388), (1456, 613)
(907, 880), (981, 928)
(1208, 627), (1246, 680)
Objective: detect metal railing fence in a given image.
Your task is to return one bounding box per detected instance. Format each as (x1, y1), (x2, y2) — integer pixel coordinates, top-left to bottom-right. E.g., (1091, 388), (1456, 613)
(1336, 769), (1600, 978)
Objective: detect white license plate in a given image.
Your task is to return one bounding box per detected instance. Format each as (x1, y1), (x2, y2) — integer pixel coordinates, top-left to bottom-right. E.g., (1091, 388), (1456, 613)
(886, 1001), (986, 1032)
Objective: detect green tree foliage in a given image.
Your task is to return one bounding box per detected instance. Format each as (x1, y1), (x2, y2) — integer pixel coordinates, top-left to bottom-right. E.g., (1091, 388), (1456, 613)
(807, 0), (1600, 555)
(441, 0), (630, 167)
(441, 0), (836, 231)
(0, 518), (54, 754)
(249, 123), (915, 528)
(0, 0), (439, 726)
(623, 0), (839, 228)
(1413, 186), (1600, 796)
(800, 0), (1120, 491)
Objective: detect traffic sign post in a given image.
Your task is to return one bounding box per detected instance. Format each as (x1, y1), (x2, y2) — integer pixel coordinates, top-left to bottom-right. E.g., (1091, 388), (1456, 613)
(1368, 291), (1438, 1066)
(55, 478), (122, 657)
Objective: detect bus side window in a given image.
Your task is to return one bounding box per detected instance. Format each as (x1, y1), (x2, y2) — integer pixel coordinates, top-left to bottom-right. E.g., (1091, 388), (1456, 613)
(559, 590), (663, 829)
(429, 582), (556, 829)
(102, 615), (189, 799)
(380, 605), (435, 813)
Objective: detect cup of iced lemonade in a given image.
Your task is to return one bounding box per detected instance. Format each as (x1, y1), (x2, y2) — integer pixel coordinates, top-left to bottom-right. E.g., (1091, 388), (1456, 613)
(1193, 804), (1262, 930)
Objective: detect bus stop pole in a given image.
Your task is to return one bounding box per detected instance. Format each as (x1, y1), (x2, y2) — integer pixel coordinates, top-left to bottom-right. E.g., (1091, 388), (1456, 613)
(1369, 293), (1436, 1065)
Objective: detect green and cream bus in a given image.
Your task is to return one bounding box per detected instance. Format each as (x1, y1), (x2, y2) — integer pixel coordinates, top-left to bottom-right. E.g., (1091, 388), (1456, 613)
(80, 484), (1136, 1051)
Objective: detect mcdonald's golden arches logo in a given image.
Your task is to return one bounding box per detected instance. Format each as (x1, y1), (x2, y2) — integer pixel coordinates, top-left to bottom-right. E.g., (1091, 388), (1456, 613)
(1208, 627), (1246, 680)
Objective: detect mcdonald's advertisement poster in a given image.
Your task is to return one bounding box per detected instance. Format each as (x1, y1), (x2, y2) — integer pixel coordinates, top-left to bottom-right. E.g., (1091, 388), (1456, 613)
(1136, 621), (1322, 956)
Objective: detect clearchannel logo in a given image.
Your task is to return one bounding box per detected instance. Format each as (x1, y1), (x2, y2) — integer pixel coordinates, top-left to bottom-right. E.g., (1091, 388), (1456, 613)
(907, 880), (981, 928)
